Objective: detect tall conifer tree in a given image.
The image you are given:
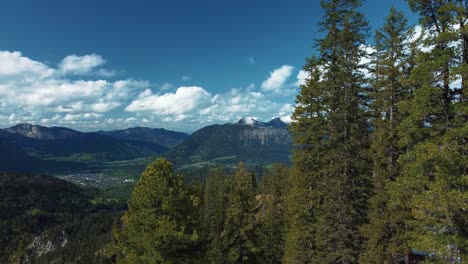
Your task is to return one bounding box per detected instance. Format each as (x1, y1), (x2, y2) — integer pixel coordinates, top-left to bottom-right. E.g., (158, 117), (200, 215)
(202, 167), (226, 263)
(113, 158), (199, 264)
(386, 0), (468, 261)
(359, 8), (415, 263)
(257, 164), (289, 264)
(222, 162), (259, 263)
(284, 0), (371, 262)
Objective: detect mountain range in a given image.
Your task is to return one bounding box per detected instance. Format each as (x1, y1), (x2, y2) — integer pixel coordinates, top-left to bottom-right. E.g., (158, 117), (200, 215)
(164, 117), (292, 170)
(97, 127), (188, 149)
(0, 117), (292, 174)
(0, 124), (182, 173)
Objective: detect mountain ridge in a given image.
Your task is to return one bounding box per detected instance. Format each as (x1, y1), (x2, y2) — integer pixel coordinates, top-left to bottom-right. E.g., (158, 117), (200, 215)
(97, 127), (189, 149)
(0, 124), (172, 173)
(164, 117), (292, 169)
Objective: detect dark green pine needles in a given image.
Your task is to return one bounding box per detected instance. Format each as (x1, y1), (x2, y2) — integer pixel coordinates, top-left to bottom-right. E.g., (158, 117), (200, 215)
(284, 0), (372, 263)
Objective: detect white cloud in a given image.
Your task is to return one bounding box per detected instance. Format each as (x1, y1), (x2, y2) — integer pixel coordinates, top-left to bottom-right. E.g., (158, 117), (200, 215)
(261, 65), (294, 92)
(0, 51), (153, 131)
(295, 70), (309, 87)
(0, 51), (53, 78)
(18, 80), (108, 106)
(160, 82), (174, 91)
(0, 50), (301, 132)
(278, 103), (294, 115)
(97, 68), (117, 77)
(64, 112), (102, 121)
(59, 54), (106, 75)
(55, 101), (85, 112)
(125, 86), (213, 115)
(125, 117), (137, 123)
(249, 57), (255, 64)
(250, 91), (263, 98)
(181, 75), (191, 81)
(90, 101), (121, 112)
(279, 115), (293, 124)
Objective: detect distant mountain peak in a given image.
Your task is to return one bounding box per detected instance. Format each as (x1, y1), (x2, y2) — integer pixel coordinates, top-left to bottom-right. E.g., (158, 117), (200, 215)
(237, 117), (264, 126)
(164, 118), (292, 169)
(11, 123), (35, 129)
(6, 123), (80, 140)
(267, 117), (289, 128)
(236, 117), (290, 128)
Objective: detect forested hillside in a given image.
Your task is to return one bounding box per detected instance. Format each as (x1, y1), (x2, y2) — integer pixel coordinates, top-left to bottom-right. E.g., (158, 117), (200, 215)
(164, 118), (292, 170)
(98, 127), (189, 149)
(0, 172), (124, 263)
(108, 0), (467, 263)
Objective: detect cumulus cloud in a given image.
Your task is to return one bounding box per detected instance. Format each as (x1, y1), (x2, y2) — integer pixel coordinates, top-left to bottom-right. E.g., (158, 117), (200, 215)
(125, 86), (213, 115)
(0, 51), (53, 78)
(59, 54), (106, 75)
(279, 115), (293, 124)
(160, 82), (174, 91)
(0, 51), (153, 130)
(0, 52), (150, 114)
(278, 103), (294, 115)
(64, 112), (102, 121)
(0, 50), (300, 132)
(261, 65), (294, 92)
(295, 70), (309, 87)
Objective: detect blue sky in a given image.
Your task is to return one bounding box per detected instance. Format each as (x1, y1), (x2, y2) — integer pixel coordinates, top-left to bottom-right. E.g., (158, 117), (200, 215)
(0, 0), (417, 132)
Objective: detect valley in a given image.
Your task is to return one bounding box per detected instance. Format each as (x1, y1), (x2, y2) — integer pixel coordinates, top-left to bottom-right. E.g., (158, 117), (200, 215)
(0, 117), (292, 188)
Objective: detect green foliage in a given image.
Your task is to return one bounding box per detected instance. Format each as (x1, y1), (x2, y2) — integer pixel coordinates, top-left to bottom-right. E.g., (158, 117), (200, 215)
(222, 162), (260, 263)
(201, 167), (226, 264)
(0, 172), (119, 264)
(113, 158), (200, 263)
(0, 125), (168, 174)
(98, 127), (189, 149)
(385, 0), (468, 262)
(257, 164), (289, 264)
(284, 0), (372, 262)
(360, 8), (415, 263)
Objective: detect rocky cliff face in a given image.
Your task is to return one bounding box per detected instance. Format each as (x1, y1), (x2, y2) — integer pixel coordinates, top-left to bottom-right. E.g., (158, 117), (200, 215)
(5, 123), (80, 140)
(26, 231), (68, 258)
(164, 117), (292, 168)
(240, 127), (290, 146)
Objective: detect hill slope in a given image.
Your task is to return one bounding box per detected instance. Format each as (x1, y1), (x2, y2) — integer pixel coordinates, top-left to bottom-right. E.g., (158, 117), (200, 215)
(2, 124), (168, 164)
(5, 123), (81, 140)
(98, 127), (188, 148)
(164, 118), (292, 169)
(0, 134), (81, 173)
(0, 172), (119, 263)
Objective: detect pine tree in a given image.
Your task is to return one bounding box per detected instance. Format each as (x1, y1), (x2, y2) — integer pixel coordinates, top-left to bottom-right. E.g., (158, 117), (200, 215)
(201, 167), (226, 263)
(257, 163), (289, 264)
(359, 8), (415, 263)
(222, 162), (259, 263)
(113, 158), (199, 264)
(386, 0), (468, 261)
(284, 0), (372, 263)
